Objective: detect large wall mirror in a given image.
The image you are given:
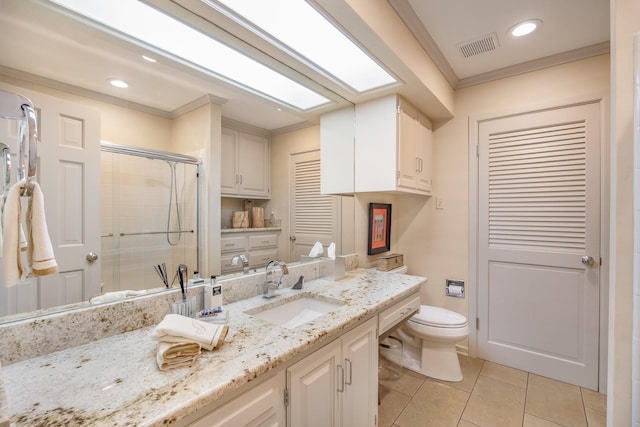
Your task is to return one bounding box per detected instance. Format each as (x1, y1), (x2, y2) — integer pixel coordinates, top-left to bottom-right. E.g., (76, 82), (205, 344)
(0, 0), (356, 323)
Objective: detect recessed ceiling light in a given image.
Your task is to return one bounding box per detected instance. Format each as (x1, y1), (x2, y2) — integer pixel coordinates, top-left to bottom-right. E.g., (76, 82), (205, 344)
(142, 55), (157, 63)
(509, 19), (542, 37)
(108, 78), (129, 88)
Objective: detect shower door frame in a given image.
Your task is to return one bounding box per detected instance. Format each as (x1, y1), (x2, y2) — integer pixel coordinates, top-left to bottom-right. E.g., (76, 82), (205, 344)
(100, 141), (202, 275)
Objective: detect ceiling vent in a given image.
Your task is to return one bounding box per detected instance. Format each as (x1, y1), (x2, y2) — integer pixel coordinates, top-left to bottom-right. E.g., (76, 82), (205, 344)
(456, 33), (500, 58)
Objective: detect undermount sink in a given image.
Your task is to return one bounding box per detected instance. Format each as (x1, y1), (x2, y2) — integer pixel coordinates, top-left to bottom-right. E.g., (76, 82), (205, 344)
(246, 294), (345, 329)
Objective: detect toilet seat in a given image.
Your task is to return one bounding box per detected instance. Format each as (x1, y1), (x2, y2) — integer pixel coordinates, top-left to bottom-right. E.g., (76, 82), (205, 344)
(410, 305), (467, 328)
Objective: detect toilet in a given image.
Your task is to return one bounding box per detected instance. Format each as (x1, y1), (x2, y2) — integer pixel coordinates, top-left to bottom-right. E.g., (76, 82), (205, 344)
(386, 265), (469, 382)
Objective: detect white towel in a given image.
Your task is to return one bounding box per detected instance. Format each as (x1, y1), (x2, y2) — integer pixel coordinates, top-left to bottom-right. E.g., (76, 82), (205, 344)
(156, 341), (201, 371)
(151, 314), (229, 351)
(25, 181), (57, 277)
(0, 195), (4, 258)
(89, 289), (147, 304)
(3, 181), (26, 287)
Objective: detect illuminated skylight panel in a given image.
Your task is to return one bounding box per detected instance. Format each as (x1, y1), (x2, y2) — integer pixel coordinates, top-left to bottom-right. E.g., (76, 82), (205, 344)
(213, 0), (397, 93)
(48, 0), (331, 110)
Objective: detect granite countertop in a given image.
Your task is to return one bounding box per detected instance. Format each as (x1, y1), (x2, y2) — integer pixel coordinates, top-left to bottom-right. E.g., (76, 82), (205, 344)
(2, 270), (423, 426)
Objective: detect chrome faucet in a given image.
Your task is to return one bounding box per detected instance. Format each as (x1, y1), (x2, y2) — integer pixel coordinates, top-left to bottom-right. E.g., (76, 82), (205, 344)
(231, 254), (250, 274)
(263, 260), (289, 298)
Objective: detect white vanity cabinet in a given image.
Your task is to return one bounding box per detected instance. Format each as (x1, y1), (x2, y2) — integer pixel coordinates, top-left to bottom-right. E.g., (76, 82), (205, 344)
(188, 371), (286, 427)
(221, 127), (270, 199)
(354, 94), (433, 195)
(287, 317), (378, 427)
(220, 230), (279, 273)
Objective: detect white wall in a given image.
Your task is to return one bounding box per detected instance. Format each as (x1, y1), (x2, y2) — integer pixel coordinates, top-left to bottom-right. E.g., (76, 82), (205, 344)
(610, 0), (640, 424)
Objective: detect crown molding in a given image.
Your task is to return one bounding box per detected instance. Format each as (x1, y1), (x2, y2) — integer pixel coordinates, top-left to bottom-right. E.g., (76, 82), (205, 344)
(456, 42), (610, 89)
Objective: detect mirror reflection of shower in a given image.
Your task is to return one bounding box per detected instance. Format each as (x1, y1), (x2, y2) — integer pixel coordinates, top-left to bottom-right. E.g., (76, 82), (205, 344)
(166, 161), (181, 246)
(100, 142), (200, 294)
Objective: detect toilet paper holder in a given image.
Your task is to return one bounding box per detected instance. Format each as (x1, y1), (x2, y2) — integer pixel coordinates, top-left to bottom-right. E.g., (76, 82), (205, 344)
(445, 279), (465, 298)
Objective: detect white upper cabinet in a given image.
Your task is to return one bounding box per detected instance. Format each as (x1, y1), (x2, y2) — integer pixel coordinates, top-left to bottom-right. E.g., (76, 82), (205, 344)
(355, 94), (432, 195)
(324, 94), (431, 195)
(221, 127), (271, 199)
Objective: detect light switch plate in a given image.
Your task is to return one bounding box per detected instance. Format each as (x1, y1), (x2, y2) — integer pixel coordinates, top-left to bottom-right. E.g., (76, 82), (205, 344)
(435, 196), (444, 210)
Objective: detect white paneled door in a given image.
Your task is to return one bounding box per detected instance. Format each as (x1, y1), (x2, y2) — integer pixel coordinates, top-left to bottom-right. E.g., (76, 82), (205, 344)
(476, 102), (601, 390)
(0, 83), (100, 313)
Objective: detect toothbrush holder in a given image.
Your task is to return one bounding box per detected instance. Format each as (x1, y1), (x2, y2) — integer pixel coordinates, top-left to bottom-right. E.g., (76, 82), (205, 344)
(171, 295), (197, 318)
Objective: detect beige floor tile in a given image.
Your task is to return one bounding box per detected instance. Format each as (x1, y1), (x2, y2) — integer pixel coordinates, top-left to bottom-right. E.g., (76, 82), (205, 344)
(457, 420), (481, 427)
(461, 374), (526, 427)
(581, 388), (607, 413)
(378, 385), (411, 427)
(395, 379), (469, 427)
(480, 361), (528, 389)
(380, 366), (427, 397)
(585, 407), (606, 427)
(523, 413), (563, 426)
(526, 374), (587, 427)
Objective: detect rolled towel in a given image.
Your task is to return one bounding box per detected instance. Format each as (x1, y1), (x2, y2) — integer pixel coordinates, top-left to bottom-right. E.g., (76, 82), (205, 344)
(151, 314), (229, 351)
(89, 289), (147, 304)
(156, 341), (201, 371)
(26, 182), (57, 276)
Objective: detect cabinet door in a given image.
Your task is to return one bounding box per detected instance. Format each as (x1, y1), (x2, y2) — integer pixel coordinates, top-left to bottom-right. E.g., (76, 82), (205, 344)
(221, 129), (238, 195)
(397, 105), (418, 190)
(288, 340), (341, 427)
(341, 317), (378, 427)
(189, 371), (286, 427)
(416, 119), (433, 193)
(238, 133), (270, 197)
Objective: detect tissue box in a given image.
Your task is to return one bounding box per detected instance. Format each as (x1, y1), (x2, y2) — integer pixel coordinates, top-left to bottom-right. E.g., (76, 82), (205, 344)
(319, 257), (346, 281)
(377, 254), (404, 271)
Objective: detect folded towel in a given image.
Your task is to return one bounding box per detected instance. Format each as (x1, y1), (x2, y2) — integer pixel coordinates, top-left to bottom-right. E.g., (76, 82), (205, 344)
(156, 341), (201, 371)
(3, 181), (26, 287)
(26, 182), (57, 276)
(151, 314), (229, 351)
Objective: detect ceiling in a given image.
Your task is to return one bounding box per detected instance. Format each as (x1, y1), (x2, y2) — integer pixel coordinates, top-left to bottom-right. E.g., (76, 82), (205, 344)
(0, 0), (610, 133)
(390, 0), (610, 88)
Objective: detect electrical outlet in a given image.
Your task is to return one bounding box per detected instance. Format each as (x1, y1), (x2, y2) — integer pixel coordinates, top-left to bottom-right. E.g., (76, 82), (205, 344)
(435, 196), (444, 210)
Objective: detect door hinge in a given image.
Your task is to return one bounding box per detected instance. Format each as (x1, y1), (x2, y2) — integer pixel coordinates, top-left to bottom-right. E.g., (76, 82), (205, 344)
(375, 414), (378, 426)
(284, 388), (289, 407)
(476, 317), (480, 330)
(600, 257), (602, 266)
(397, 105), (401, 114)
(476, 144), (479, 157)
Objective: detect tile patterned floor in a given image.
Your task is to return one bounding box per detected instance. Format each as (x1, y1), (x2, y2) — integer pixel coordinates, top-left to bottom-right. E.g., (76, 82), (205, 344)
(378, 355), (607, 427)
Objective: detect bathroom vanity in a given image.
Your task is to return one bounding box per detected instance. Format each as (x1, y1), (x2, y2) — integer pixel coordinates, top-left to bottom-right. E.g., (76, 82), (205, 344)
(0, 268), (423, 426)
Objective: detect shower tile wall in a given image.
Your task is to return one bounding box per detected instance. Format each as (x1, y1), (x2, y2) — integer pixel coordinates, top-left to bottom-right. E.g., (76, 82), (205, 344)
(101, 152), (197, 294)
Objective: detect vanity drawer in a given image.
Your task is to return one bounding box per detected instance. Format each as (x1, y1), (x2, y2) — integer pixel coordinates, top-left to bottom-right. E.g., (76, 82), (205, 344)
(220, 254), (243, 273)
(221, 236), (248, 253)
(248, 234), (278, 249)
(378, 294), (420, 336)
(249, 249), (279, 268)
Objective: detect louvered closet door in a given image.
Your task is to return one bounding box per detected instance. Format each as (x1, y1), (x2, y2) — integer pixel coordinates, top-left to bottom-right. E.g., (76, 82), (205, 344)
(289, 150), (339, 261)
(477, 102), (600, 389)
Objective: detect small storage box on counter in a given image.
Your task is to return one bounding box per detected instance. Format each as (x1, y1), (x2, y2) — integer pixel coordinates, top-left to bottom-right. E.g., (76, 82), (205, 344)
(377, 254), (404, 271)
